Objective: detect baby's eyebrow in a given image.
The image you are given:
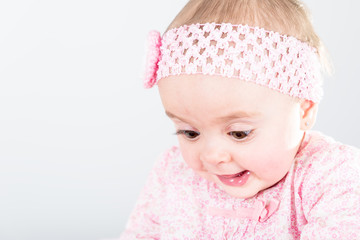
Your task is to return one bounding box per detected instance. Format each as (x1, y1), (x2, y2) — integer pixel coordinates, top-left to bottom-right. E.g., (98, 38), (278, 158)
(165, 110), (260, 123)
(165, 111), (187, 122)
(165, 111), (197, 124)
(216, 111), (261, 121)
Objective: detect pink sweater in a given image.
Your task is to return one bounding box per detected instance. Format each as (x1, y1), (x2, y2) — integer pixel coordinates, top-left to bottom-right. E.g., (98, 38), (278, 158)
(120, 131), (360, 239)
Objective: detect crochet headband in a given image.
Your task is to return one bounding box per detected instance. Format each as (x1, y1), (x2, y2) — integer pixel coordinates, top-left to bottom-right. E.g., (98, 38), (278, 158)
(144, 22), (323, 102)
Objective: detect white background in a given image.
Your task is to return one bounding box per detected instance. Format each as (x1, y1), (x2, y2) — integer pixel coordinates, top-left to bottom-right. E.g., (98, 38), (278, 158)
(0, 1), (359, 239)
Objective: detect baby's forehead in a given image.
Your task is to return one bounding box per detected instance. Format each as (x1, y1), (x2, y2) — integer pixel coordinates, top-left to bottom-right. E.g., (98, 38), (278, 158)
(158, 74), (298, 118)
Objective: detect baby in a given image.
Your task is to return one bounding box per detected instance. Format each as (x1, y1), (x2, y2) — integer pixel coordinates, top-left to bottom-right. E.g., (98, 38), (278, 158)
(121, 0), (360, 239)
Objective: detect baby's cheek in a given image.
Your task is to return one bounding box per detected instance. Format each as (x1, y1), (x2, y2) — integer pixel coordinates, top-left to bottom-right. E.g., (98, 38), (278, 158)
(248, 153), (293, 181)
(253, 160), (277, 175)
(178, 145), (203, 171)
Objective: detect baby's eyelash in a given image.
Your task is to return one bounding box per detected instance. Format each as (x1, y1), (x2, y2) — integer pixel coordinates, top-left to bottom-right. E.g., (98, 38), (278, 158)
(174, 130), (253, 141)
(174, 130), (200, 139)
(228, 130), (253, 141)
(175, 130), (200, 135)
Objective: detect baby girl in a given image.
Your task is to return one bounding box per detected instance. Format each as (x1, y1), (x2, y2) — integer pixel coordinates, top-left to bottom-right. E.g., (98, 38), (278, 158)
(120, 0), (360, 239)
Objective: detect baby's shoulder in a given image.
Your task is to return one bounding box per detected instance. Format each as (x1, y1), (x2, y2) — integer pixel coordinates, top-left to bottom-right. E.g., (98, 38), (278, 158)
(297, 131), (360, 167)
(293, 131), (360, 189)
(291, 132), (360, 223)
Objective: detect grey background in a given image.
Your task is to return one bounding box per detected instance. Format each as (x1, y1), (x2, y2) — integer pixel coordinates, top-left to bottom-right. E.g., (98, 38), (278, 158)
(0, 0), (359, 239)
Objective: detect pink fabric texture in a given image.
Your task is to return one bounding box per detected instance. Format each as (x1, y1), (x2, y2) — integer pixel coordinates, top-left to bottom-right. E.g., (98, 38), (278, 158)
(120, 131), (360, 239)
(144, 23), (323, 102)
(144, 30), (162, 89)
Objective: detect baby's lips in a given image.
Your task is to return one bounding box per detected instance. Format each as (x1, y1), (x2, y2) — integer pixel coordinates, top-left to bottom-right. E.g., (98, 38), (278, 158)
(144, 30), (162, 89)
(217, 170), (249, 179)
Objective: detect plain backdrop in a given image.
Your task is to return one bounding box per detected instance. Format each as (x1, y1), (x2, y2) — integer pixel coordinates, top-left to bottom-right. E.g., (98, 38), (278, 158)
(0, 0), (359, 239)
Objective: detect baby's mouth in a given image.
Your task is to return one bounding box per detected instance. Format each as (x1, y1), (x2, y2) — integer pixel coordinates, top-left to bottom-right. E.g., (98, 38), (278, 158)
(219, 171), (248, 178)
(216, 170), (250, 186)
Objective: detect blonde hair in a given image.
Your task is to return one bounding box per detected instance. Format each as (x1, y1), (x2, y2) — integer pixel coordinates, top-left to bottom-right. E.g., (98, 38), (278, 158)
(166, 0), (332, 74)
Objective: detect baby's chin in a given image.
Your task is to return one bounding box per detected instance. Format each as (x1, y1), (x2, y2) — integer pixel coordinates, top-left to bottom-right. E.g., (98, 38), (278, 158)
(213, 181), (258, 199)
(219, 185), (261, 199)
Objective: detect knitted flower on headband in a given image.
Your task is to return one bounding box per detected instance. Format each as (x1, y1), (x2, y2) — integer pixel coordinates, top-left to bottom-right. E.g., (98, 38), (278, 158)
(144, 30), (162, 88)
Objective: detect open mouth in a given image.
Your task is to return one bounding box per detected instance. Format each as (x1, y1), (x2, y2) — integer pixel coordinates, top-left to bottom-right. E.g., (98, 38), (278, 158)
(216, 170), (250, 187)
(219, 171), (248, 178)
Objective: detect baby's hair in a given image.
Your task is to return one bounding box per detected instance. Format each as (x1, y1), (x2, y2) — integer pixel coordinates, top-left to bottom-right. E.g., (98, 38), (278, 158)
(166, 0), (332, 75)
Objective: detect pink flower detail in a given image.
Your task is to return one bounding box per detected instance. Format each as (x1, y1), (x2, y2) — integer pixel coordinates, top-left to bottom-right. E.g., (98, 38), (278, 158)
(144, 30), (162, 88)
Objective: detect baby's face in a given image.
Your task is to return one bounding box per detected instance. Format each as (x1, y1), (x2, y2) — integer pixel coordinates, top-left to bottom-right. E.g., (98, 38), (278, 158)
(158, 74), (305, 199)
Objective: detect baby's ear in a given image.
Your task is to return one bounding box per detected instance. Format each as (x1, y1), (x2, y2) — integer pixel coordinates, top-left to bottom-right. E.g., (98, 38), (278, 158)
(299, 100), (318, 130)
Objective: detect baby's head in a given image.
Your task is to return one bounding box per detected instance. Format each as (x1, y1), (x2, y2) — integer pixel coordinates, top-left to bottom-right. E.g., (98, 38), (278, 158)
(145, 0), (324, 199)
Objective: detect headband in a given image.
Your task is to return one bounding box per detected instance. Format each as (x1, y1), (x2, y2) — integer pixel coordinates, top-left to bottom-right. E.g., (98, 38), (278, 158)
(144, 22), (323, 102)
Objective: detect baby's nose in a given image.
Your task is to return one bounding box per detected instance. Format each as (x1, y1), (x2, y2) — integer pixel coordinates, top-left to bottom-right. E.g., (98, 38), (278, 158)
(200, 145), (231, 165)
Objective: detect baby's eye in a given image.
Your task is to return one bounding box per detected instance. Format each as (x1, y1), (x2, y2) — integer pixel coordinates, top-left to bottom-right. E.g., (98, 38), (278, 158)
(228, 130), (252, 140)
(176, 130), (200, 140)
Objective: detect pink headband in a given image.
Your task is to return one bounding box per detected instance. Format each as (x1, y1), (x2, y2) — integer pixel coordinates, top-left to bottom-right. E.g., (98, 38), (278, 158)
(144, 23), (323, 102)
